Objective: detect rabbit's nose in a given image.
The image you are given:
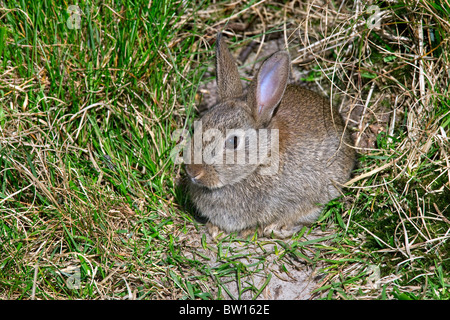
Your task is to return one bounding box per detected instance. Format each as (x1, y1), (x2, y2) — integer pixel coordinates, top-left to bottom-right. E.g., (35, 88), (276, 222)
(186, 164), (204, 182)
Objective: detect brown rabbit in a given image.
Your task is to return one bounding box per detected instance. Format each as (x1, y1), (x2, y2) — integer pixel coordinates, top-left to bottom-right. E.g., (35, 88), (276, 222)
(184, 33), (355, 238)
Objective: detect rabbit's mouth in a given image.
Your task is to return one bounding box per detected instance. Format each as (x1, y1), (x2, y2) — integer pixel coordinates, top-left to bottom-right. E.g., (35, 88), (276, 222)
(186, 164), (204, 182)
(189, 175), (225, 190)
(186, 164), (223, 189)
(189, 173), (204, 185)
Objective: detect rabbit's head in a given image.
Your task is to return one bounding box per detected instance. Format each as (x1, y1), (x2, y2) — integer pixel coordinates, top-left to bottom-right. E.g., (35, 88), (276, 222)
(185, 33), (290, 189)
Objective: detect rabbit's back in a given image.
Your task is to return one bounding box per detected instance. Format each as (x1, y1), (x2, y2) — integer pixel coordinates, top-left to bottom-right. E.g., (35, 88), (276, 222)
(272, 85), (355, 184)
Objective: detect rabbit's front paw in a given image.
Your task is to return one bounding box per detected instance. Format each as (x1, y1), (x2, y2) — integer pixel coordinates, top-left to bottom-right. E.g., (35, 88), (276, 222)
(206, 222), (221, 239)
(263, 223), (303, 239)
(239, 227), (260, 239)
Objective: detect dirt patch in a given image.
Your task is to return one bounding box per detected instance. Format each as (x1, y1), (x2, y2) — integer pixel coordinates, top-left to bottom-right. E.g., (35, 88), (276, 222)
(182, 225), (331, 300)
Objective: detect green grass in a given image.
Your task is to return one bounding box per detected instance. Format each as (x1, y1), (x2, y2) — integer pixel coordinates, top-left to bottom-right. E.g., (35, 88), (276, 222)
(1, 0), (449, 300)
(0, 0), (209, 299)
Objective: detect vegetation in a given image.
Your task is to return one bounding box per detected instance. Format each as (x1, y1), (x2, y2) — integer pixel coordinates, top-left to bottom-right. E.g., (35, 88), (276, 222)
(0, 0), (448, 299)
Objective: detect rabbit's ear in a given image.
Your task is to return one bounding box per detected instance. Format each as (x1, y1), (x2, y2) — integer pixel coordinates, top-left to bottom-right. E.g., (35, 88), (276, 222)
(216, 33), (243, 101)
(248, 51), (290, 126)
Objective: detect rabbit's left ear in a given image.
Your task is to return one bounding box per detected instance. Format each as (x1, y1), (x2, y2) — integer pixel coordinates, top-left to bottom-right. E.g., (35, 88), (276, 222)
(216, 32), (244, 102)
(248, 51), (290, 126)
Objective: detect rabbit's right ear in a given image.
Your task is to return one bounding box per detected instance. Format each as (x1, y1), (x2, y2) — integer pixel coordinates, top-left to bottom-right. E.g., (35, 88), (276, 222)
(248, 51), (290, 127)
(216, 33), (243, 102)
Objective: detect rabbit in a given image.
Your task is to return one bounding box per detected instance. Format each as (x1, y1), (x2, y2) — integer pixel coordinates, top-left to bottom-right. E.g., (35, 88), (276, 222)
(184, 32), (355, 239)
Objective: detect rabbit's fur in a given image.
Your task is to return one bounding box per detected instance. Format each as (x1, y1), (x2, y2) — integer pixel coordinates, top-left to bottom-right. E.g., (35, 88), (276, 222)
(185, 33), (355, 238)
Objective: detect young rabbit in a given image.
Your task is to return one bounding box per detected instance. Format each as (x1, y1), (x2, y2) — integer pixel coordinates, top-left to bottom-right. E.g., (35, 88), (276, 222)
(185, 33), (355, 238)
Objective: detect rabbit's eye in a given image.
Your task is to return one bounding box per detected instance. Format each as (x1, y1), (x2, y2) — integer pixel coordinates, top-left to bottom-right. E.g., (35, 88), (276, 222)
(225, 135), (239, 150)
